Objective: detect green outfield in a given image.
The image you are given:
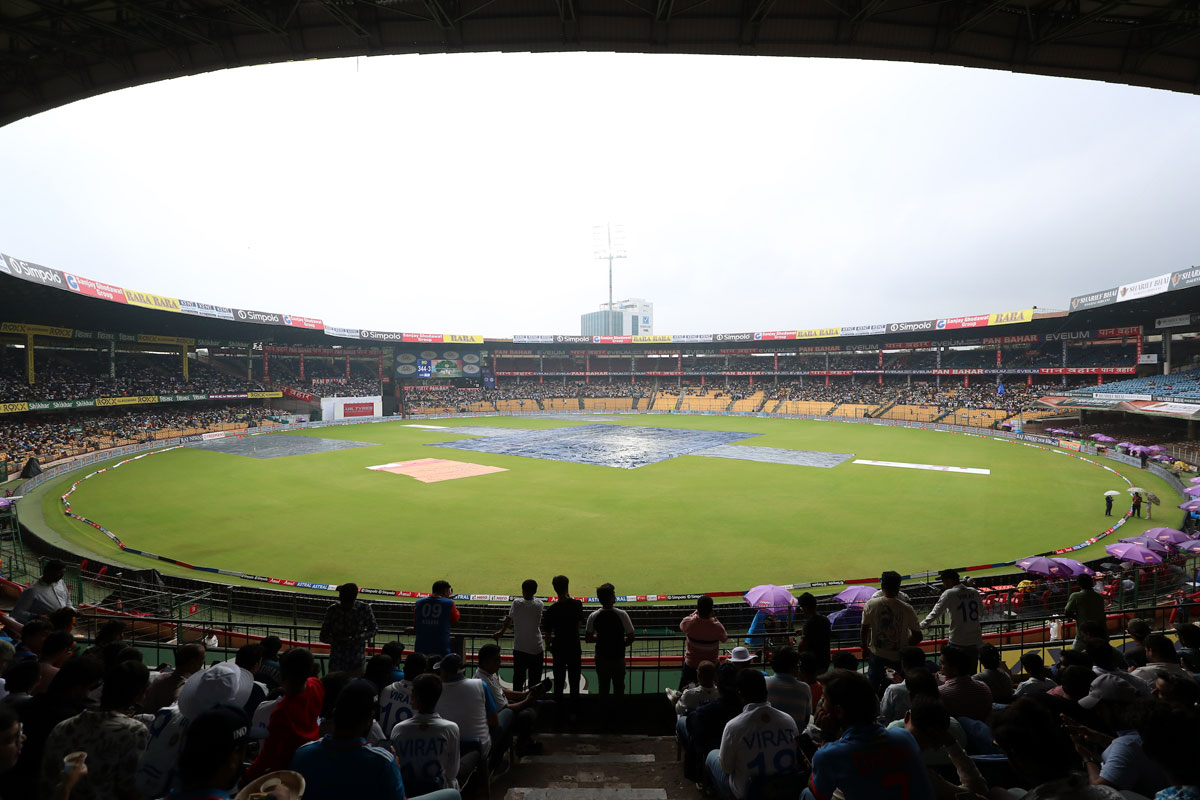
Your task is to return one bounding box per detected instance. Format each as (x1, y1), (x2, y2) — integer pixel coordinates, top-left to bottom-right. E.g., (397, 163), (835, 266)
(36, 416), (1178, 596)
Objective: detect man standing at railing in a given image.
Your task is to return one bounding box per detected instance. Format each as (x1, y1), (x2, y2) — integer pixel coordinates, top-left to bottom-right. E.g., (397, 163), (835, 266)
(320, 582), (378, 676)
(412, 580), (460, 658)
(11, 560), (70, 624)
(920, 569), (983, 673)
(678, 596), (728, 691)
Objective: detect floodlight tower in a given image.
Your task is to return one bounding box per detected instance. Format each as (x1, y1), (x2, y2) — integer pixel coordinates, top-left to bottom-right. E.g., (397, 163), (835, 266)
(593, 224), (627, 336)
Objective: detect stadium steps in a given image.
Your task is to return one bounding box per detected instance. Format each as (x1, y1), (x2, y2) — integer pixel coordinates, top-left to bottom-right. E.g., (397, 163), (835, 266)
(931, 408), (955, 423)
(871, 399), (899, 418)
(826, 402), (843, 416)
(498, 735), (692, 800)
(536, 399), (546, 410)
(674, 394), (684, 411)
(578, 398), (585, 410)
(770, 398), (786, 413)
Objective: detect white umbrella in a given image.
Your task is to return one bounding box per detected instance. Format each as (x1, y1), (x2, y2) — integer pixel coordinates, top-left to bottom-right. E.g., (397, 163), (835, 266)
(1128, 487), (1146, 494)
(1103, 490), (1122, 497)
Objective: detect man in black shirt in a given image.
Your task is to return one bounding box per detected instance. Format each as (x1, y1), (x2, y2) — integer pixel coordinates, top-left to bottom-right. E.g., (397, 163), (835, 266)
(797, 592), (832, 673)
(585, 583), (635, 697)
(542, 575), (585, 708)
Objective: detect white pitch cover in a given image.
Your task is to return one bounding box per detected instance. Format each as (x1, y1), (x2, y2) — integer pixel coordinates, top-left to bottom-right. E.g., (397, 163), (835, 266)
(852, 459), (990, 475)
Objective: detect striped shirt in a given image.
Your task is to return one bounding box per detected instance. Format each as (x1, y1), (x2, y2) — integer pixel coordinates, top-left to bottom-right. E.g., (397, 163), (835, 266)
(679, 613), (728, 668)
(765, 673), (812, 730)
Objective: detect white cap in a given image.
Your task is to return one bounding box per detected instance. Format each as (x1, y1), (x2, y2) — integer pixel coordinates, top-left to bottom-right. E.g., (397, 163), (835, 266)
(728, 646), (755, 663)
(178, 662), (254, 719)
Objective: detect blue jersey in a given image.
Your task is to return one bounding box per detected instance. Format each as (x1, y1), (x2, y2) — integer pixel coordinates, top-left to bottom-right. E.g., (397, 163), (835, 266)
(809, 723), (934, 800)
(291, 736), (406, 800)
(414, 596), (457, 656)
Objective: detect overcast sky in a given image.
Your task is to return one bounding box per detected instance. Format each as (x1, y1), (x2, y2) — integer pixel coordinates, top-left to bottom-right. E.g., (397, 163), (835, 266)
(0, 52), (1197, 337)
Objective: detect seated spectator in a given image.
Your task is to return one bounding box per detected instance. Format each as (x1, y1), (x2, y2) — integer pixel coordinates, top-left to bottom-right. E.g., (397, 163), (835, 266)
(142, 643), (206, 714)
(243, 647), (324, 783)
(671, 660), (718, 715)
(391, 673), (462, 793)
(137, 660), (254, 799)
(255, 636), (284, 689)
(884, 669), (968, 767)
(903, 696), (990, 797)
(797, 652), (823, 708)
(1064, 691), (1170, 796)
(938, 644), (992, 721)
(1138, 699), (1200, 798)
(433, 654), (497, 762)
(1, 660), (41, 708)
(34, 632), (75, 696)
(878, 646), (927, 723)
(474, 643), (545, 757)
(381, 641), (407, 683)
(47, 607), (77, 635)
(1121, 618), (1152, 669)
(364, 654), (395, 694)
(705, 668), (799, 800)
(1084, 638), (1151, 697)
(764, 646), (811, 730)
(381, 652), (426, 735)
(1130, 634), (1191, 683)
(291, 679), (415, 800)
(1015, 653), (1058, 697)
(315, 672), (387, 743)
(973, 643), (1014, 703)
(807, 668), (935, 800)
(11, 655), (103, 799)
(991, 696), (1084, 796)
(15, 620), (50, 662)
(81, 621), (125, 663)
(11, 561), (70, 624)
(681, 663), (741, 785)
(160, 706), (254, 800)
(234, 643), (268, 715)
(41, 660), (151, 799)
(1055, 665), (1098, 704)
(1150, 671), (1200, 707)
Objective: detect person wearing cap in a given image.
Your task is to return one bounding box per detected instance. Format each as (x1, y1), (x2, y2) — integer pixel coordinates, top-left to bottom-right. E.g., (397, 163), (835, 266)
(1120, 619), (1152, 669)
(1064, 686), (1170, 796)
(705, 668), (799, 800)
(1129, 634), (1192, 683)
(585, 583), (635, 698)
(160, 706), (254, 800)
(42, 661), (151, 800)
(291, 679), (429, 800)
(678, 596), (728, 691)
(920, 569), (983, 673)
(244, 647), (325, 783)
(319, 582), (378, 676)
(411, 581), (459, 658)
(391, 673), (462, 793)
(861, 571), (922, 695)
(431, 653), (498, 763)
(136, 660), (254, 799)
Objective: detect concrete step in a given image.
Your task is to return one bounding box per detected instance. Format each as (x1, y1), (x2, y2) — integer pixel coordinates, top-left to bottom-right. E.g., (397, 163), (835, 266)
(492, 735), (695, 800)
(504, 790), (667, 800)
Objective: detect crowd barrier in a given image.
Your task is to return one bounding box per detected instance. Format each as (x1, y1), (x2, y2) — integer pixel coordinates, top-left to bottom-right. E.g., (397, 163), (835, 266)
(24, 408), (1179, 604)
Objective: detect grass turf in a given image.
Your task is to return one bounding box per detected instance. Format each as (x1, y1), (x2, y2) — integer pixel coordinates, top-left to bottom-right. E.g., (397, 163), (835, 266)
(39, 415), (1178, 596)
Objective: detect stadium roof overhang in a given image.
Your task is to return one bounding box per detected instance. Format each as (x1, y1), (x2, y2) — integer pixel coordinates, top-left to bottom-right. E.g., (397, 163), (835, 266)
(1038, 396), (1200, 420)
(1, 0), (1199, 129)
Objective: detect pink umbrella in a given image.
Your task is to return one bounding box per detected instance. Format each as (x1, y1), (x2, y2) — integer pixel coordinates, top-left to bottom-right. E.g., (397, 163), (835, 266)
(1105, 542), (1163, 564)
(1052, 557), (1095, 576)
(1120, 535), (1172, 554)
(1017, 556), (1069, 577)
(1146, 528), (1192, 546)
(834, 585), (878, 606)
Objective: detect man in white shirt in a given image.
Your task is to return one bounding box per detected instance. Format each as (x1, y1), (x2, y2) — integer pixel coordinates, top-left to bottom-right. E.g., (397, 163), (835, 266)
(391, 673), (462, 792)
(433, 653), (498, 761)
(705, 668), (799, 800)
(475, 643), (547, 757)
(493, 579), (545, 692)
(920, 569), (983, 672)
(670, 660), (719, 715)
(10, 560), (70, 624)
(1129, 635), (1192, 683)
(380, 652), (426, 735)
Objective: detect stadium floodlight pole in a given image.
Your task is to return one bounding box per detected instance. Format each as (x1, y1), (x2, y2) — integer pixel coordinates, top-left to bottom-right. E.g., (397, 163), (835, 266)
(593, 224), (627, 336)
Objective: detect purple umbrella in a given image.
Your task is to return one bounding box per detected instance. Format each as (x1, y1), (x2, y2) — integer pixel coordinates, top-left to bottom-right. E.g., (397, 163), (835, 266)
(1116, 442), (1134, 449)
(1119, 535), (1172, 554)
(1052, 557), (1095, 576)
(1146, 528), (1191, 545)
(1155, 455), (1174, 463)
(1017, 556), (1069, 577)
(1095, 435), (1117, 443)
(744, 584), (798, 614)
(1179, 500), (1200, 512)
(1105, 542), (1163, 564)
(1184, 486), (1200, 498)
(1147, 445), (1167, 453)
(1128, 446), (1149, 455)
(1189, 477), (1200, 484)
(1179, 540), (1200, 555)
(834, 585), (878, 606)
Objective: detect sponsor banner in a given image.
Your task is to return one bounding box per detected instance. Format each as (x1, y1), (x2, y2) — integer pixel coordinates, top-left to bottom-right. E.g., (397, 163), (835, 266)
(1138, 354), (1159, 365)
(179, 298), (235, 320)
(883, 341), (933, 350)
(137, 334), (195, 346)
(157, 394), (209, 403)
(1047, 397), (1125, 408)
(0, 254), (66, 287)
(840, 324), (887, 337)
(1117, 273), (1170, 302)
(342, 402), (375, 418)
(282, 386), (317, 403)
(0, 322), (73, 338)
(356, 329), (405, 342)
(756, 330), (798, 340)
(932, 369), (986, 375)
(936, 314), (989, 330)
(233, 308), (283, 325)
(207, 393), (249, 400)
(0, 402), (30, 414)
(323, 326), (361, 339)
(1170, 266), (1200, 291)
(1070, 287), (1118, 311)
(554, 335), (593, 344)
(1142, 401), (1200, 417)
(1096, 326), (1141, 339)
(264, 346), (381, 357)
(794, 328), (840, 340)
(1038, 367), (1137, 375)
(1043, 330), (1093, 342)
(714, 332), (757, 342)
(593, 335), (633, 344)
(987, 308), (1035, 326)
(887, 320), (936, 334)
(982, 334), (1039, 346)
(122, 288), (181, 312)
(1155, 314), (1194, 329)
(798, 345), (843, 353)
(403, 332), (445, 343)
(673, 334), (715, 343)
(64, 273), (128, 303)
(1058, 438), (1082, 451)
(283, 314), (324, 330)
(445, 334), (484, 344)
(644, 371), (683, 376)
(311, 378), (348, 385)
(631, 334), (673, 343)
(1095, 392), (1152, 401)
(247, 391), (283, 399)
(96, 395), (159, 407)
(513, 334), (556, 343)
(493, 372), (536, 377)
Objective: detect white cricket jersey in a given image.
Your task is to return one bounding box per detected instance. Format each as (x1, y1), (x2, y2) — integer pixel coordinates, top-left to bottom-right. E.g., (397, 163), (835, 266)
(391, 711), (461, 790)
(922, 584), (983, 646)
(380, 679), (416, 733)
(508, 597), (545, 654)
(719, 702), (800, 800)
